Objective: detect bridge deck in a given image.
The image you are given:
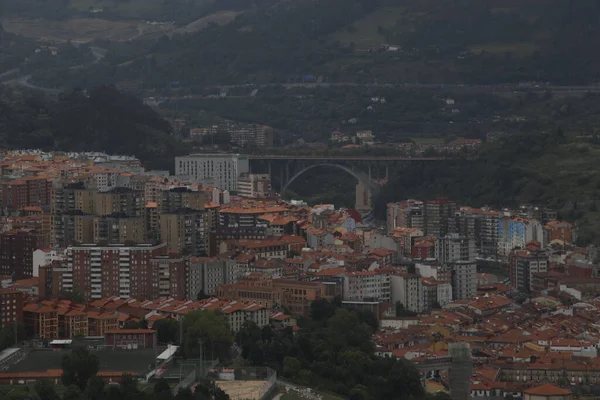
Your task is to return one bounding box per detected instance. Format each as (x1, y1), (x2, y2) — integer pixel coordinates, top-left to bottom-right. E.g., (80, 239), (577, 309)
(247, 155), (444, 161)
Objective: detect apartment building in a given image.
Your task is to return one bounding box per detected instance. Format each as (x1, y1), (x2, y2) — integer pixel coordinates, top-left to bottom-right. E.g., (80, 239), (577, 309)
(343, 271), (391, 302)
(2, 176), (52, 211)
(450, 260), (477, 300)
(0, 230), (46, 279)
(221, 302), (269, 332)
(422, 278), (453, 308)
(58, 308), (88, 338)
(424, 198), (456, 236)
(435, 233), (476, 264)
(228, 125), (273, 148)
(160, 209), (209, 256)
(67, 243), (167, 300)
(509, 244), (548, 293)
(24, 303), (59, 339)
(390, 273), (423, 313)
(187, 258), (237, 298)
(158, 187), (208, 213)
(93, 214), (145, 243)
(452, 207), (501, 258)
(175, 154), (249, 191)
(150, 255), (190, 300)
(498, 216), (544, 259)
(0, 289), (24, 329)
(237, 173), (271, 198)
(386, 200), (424, 233)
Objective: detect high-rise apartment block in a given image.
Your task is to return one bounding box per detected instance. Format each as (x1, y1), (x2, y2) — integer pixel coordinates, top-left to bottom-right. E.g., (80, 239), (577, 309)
(67, 243), (167, 300)
(160, 209), (209, 256)
(175, 154), (249, 191)
(424, 198), (456, 237)
(435, 233), (476, 264)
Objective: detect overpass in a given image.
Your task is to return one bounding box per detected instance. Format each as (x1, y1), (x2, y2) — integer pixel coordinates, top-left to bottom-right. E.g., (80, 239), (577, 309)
(248, 154), (444, 214)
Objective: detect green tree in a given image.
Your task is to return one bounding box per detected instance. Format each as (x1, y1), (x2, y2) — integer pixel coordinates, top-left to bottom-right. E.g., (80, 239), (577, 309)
(61, 347), (99, 391)
(62, 385), (82, 400)
(154, 319), (180, 344)
(84, 376), (105, 400)
(33, 380), (59, 400)
(182, 311), (233, 360)
(282, 356), (302, 377)
(154, 378), (173, 400)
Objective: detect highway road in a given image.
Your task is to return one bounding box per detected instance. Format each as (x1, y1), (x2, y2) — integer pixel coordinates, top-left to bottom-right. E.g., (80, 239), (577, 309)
(143, 81), (600, 103)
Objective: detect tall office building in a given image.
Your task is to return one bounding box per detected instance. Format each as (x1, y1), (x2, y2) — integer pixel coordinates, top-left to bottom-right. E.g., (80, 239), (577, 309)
(160, 209), (209, 257)
(435, 233), (476, 264)
(175, 154), (249, 191)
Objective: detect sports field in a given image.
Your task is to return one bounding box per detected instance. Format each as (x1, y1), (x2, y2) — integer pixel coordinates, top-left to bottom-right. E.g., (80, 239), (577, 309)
(7, 348), (156, 375)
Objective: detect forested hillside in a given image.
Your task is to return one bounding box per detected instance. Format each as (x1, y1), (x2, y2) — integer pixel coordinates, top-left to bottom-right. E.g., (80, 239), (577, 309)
(0, 85), (183, 170)
(26, 0), (600, 91)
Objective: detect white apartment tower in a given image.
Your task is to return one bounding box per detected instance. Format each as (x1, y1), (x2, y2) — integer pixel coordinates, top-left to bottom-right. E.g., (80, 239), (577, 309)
(175, 154), (249, 192)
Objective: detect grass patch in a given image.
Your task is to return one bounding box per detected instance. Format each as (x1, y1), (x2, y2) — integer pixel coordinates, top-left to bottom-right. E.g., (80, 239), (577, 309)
(468, 42), (538, 56)
(331, 6), (404, 48)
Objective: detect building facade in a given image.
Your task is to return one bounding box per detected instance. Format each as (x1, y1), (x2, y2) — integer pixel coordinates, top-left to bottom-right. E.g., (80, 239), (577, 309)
(175, 154), (249, 191)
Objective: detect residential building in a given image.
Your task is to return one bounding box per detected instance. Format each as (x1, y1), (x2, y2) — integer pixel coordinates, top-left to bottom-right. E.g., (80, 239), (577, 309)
(175, 154), (249, 191)
(0, 230), (46, 279)
(386, 200), (424, 233)
(452, 207), (500, 258)
(187, 258), (237, 298)
(544, 220), (577, 244)
(422, 278), (452, 308)
(435, 233), (476, 264)
(508, 243), (548, 293)
(87, 312), (118, 336)
(32, 249), (65, 278)
(58, 308), (88, 338)
(150, 255), (190, 300)
(93, 214), (145, 243)
(160, 209), (208, 256)
(24, 303), (58, 339)
(221, 302), (269, 332)
(498, 216), (544, 258)
(228, 125), (273, 147)
(0, 289), (24, 329)
(450, 261), (477, 300)
(237, 173), (271, 198)
(158, 187), (208, 213)
(390, 273), (423, 313)
(343, 271), (390, 302)
(67, 243), (167, 300)
(2, 177), (52, 211)
(424, 198), (456, 236)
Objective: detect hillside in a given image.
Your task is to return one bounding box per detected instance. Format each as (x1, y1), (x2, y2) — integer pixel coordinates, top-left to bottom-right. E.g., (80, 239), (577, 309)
(25, 0), (600, 91)
(0, 85), (184, 170)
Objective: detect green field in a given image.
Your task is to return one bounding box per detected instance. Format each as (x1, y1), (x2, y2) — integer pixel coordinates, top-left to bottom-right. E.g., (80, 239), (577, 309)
(331, 6), (404, 48)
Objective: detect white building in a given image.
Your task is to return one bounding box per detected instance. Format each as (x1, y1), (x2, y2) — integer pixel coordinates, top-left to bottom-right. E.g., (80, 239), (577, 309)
(435, 233), (476, 264)
(221, 301), (269, 332)
(237, 173), (271, 198)
(175, 154), (249, 192)
(32, 248), (65, 277)
(390, 273), (423, 313)
(343, 271), (390, 302)
(450, 261), (477, 300)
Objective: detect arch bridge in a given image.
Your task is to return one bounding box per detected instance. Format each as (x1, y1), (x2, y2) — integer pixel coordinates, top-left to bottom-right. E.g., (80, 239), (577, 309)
(248, 155), (443, 213)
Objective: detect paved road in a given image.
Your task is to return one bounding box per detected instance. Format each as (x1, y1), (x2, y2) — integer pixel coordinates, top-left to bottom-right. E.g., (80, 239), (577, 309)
(144, 82), (600, 103)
